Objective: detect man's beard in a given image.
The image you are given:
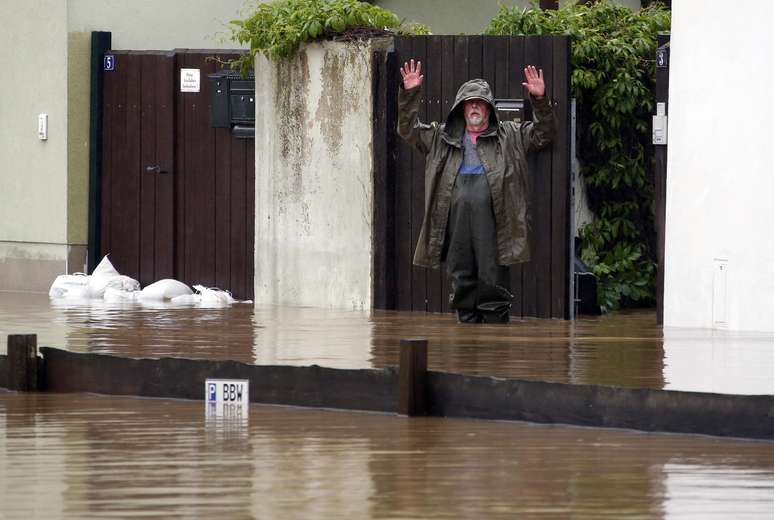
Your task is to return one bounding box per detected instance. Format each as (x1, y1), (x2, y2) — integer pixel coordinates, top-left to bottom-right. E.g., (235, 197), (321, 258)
(466, 114), (484, 126)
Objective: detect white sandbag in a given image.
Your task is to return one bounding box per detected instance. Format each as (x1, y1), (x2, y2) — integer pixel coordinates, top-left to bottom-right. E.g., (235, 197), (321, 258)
(170, 294), (200, 305)
(87, 255), (132, 298)
(139, 279), (193, 301)
(104, 287), (139, 302)
(167, 286), (237, 306)
(89, 274), (140, 299)
(108, 275), (140, 292)
(49, 273), (89, 299)
(92, 255), (119, 277)
(194, 285), (236, 305)
(62, 284), (90, 300)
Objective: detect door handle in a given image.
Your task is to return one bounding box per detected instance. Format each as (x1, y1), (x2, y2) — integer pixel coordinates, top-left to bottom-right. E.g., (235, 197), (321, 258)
(145, 165), (171, 174)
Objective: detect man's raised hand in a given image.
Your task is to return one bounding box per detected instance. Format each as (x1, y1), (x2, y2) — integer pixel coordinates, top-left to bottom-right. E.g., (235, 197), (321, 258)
(401, 59), (423, 90)
(522, 65), (545, 98)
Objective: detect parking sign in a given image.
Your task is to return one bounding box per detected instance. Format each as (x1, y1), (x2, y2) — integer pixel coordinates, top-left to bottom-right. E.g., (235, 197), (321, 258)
(205, 378), (249, 425)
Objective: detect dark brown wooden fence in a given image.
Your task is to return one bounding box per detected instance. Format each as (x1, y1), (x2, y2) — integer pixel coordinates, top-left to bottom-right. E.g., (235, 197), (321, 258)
(101, 50), (254, 299)
(373, 35), (571, 318)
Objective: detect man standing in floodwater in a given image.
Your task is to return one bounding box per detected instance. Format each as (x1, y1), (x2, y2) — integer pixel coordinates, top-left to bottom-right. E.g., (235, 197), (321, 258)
(398, 60), (556, 323)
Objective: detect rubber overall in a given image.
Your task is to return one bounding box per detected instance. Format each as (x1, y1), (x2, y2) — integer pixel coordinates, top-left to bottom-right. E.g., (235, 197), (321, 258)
(445, 131), (513, 323)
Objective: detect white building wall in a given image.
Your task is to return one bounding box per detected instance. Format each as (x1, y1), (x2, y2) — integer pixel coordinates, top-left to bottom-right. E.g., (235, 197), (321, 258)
(255, 41), (383, 309)
(664, 0), (774, 332)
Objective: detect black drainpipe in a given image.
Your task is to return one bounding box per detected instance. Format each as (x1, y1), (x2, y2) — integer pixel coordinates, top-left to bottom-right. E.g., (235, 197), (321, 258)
(87, 31), (111, 273)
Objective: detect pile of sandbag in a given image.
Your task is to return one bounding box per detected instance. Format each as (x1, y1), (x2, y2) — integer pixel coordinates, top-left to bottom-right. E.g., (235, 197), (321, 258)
(49, 256), (139, 300)
(49, 255), (242, 306)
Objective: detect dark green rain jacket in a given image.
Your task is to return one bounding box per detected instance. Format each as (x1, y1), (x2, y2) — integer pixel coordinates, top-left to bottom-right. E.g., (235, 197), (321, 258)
(397, 78), (556, 268)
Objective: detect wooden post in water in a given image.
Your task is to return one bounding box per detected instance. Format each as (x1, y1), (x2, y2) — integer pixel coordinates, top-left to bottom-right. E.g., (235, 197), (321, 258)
(7, 334), (39, 391)
(398, 339), (428, 416)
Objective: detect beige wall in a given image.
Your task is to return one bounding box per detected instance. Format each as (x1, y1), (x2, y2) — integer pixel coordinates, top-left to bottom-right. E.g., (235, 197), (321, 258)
(1, 0), (250, 291)
(67, 31), (91, 247)
(373, 0), (641, 34)
(255, 41), (388, 309)
(66, 0), (250, 50)
(376, 0), (516, 34)
(0, 0), (70, 290)
(0, 0), (69, 245)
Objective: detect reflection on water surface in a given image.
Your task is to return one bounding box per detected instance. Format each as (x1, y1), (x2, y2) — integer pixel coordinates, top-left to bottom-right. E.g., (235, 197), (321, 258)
(2, 292), (774, 393)
(1, 391), (773, 519)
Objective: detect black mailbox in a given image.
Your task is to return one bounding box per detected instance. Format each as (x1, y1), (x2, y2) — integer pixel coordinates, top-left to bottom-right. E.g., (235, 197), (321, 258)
(208, 69), (255, 139)
(494, 99), (531, 123)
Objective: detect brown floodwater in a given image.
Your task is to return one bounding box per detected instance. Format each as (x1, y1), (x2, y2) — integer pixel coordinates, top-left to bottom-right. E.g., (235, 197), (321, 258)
(2, 291), (774, 394)
(2, 390), (774, 519)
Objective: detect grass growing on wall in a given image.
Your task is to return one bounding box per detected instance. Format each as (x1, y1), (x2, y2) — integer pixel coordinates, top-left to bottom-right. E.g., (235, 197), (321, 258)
(486, 1), (671, 310)
(229, 0), (429, 72)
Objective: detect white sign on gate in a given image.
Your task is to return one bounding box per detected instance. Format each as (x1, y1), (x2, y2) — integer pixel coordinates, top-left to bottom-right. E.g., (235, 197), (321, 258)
(180, 68), (201, 92)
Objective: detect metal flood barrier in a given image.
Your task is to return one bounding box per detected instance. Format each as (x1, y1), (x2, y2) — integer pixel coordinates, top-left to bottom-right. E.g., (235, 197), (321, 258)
(2, 334), (773, 440)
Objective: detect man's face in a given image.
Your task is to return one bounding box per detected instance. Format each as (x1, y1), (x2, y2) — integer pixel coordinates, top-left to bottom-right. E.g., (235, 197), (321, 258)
(463, 98), (490, 127)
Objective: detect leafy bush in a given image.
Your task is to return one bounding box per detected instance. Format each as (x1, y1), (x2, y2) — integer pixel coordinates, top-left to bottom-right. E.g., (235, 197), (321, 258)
(486, 1), (670, 310)
(229, 0), (427, 72)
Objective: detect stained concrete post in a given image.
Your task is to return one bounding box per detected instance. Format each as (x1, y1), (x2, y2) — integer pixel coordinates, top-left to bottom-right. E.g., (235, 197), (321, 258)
(7, 334), (39, 391)
(398, 339), (428, 416)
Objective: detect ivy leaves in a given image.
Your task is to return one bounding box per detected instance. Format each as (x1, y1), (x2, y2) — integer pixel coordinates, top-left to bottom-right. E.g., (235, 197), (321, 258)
(584, 241), (655, 307)
(486, 1), (671, 310)
(229, 0), (427, 73)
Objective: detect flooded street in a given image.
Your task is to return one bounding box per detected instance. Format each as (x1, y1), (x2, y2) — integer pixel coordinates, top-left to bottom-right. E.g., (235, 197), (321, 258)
(2, 391), (774, 519)
(2, 292), (774, 393)
(2, 292), (774, 518)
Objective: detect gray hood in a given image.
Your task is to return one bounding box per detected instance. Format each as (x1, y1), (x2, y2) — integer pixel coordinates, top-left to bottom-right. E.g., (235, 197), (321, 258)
(443, 79), (499, 145)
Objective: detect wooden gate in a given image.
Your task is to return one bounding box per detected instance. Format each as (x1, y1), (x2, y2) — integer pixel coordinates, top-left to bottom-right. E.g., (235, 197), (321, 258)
(100, 50), (254, 299)
(373, 35), (571, 319)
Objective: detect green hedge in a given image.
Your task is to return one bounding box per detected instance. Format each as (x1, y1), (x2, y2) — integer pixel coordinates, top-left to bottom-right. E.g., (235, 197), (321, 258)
(229, 0), (428, 73)
(486, 1), (671, 310)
